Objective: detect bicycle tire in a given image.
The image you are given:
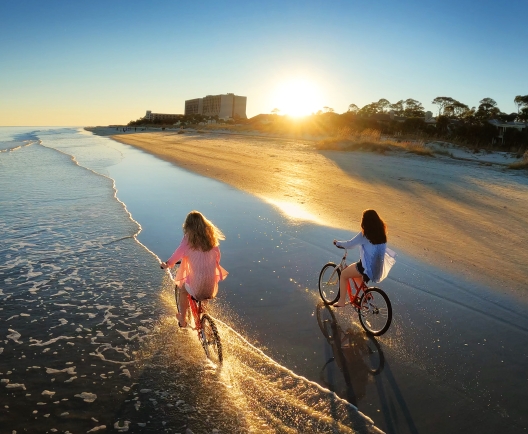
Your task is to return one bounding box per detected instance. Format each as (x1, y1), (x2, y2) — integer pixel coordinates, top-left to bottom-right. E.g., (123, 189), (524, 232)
(358, 287), (392, 336)
(318, 263), (340, 305)
(200, 314), (223, 364)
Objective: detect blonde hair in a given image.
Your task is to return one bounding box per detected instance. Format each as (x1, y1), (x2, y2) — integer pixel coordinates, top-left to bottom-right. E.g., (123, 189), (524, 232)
(183, 210), (225, 251)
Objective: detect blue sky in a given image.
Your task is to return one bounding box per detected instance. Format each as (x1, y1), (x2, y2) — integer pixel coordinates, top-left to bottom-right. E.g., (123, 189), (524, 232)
(1, 0), (527, 125)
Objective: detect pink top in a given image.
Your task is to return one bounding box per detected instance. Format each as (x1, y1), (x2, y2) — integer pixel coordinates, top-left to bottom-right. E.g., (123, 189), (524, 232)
(166, 235), (228, 300)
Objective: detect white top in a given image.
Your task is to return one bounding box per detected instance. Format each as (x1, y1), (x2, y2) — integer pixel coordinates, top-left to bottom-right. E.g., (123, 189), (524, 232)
(335, 232), (396, 283)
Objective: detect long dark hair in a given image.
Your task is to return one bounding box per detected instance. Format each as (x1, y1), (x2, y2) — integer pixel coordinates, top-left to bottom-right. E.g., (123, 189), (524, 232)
(361, 209), (387, 245)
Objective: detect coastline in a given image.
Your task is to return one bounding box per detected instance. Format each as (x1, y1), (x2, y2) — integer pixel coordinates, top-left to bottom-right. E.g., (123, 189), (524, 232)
(93, 128), (528, 298)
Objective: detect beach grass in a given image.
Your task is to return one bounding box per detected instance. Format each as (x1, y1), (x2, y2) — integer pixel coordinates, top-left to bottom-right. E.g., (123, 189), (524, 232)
(315, 127), (434, 156)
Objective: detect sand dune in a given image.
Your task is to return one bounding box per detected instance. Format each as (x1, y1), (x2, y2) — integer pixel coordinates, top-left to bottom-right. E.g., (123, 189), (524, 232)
(110, 130), (528, 298)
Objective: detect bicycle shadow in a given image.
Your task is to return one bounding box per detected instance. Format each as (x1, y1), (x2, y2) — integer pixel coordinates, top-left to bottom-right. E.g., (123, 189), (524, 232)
(316, 302), (384, 407)
(316, 302), (419, 434)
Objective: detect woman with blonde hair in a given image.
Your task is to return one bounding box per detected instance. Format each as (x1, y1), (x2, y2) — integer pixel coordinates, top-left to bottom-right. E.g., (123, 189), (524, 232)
(161, 211), (228, 327)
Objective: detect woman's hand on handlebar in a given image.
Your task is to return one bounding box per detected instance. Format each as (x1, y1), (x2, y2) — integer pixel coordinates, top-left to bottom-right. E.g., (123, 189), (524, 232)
(333, 239), (345, 249)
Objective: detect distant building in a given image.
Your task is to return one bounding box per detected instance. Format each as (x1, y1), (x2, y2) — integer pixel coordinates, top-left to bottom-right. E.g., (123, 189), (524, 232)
(143, 110), (182, 123)
(184, 93), (247, 119)
(488, 119), (528, 145)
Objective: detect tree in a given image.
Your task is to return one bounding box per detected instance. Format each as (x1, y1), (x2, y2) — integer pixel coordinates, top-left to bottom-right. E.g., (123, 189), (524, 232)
(357, 102), (380, 116)
(403, 98), (425, 117)
(436, 115), (450, 133)
(444, 100), (470, 119)
(432, 96), (456, 116)
(347, 103), (359, 114)
(271, 108), (280, 115)
(377, 98), (391, 113)
(475, 97), (500, 121)
(389, 100), (404, 116)
(518, 107), (528, 122)
(497, 112), (518, 122)
(514, 95), (528, 113)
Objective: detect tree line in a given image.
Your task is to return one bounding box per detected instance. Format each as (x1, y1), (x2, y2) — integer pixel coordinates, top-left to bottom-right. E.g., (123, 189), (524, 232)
(347, 95), (528, 122)
(330, 94), (528, 149)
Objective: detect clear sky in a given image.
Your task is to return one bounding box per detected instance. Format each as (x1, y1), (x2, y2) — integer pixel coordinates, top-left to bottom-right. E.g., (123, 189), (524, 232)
(1, 0), (527, 126)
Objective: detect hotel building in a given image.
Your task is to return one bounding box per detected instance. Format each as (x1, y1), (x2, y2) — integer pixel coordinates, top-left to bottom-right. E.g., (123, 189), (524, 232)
(143, 111), (182, 123)
(184, 93), (247, 119)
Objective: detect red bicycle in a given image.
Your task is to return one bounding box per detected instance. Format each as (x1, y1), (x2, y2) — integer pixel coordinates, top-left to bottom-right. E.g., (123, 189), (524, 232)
(318, 247), (392, 336)
(170, 262), (223, 364)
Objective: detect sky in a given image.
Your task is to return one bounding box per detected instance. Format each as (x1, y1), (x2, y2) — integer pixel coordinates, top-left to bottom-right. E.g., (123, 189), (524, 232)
(1, 0), (527, 126)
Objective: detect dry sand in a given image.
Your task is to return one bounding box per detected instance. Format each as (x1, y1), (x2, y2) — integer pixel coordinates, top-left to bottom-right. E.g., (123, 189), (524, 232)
(108, 130), (528, 297)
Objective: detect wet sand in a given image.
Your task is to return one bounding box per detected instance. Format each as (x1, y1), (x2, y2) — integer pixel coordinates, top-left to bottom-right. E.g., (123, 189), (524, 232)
(107, 130), (528, 297)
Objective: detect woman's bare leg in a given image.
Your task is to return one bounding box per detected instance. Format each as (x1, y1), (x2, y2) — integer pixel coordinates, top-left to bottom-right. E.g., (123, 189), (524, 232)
(176, 285), (190, 326)
(335, 262), (363, 307)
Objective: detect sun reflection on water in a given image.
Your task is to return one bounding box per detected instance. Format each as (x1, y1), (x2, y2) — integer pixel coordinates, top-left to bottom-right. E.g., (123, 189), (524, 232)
(264, 198), (322, 225)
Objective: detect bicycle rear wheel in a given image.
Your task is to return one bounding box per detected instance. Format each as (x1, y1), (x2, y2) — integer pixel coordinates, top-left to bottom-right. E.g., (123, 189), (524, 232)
(318, 263), (340, 305)
(358, 288), (392, 336)
(200, 314), (223, 364)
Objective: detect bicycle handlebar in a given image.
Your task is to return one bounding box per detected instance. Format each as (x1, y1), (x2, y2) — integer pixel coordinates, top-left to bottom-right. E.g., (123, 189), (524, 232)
(160, 260), (182, 269)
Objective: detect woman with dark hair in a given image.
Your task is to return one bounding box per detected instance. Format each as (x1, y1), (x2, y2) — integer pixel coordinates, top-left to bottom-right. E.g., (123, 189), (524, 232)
(333, 209), (395, 307)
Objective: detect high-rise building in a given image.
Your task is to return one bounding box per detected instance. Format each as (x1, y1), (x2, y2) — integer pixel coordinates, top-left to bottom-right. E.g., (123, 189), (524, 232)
(184, 93), (247, 119)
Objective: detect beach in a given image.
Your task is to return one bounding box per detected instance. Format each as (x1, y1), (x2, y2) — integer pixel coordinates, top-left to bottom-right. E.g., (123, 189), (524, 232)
(3, 127), (528, 433)
(106, 129), (528, 297)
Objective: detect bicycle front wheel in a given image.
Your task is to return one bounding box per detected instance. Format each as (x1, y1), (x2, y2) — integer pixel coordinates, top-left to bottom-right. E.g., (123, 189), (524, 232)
(318, 263), (340, 305)
(358, 288), (392, 336)
(200, 314), (223, 364)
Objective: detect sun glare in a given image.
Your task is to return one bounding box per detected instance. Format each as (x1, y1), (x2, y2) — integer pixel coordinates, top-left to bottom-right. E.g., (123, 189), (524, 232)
(272, 79), (323, 117)
(265, 198), (321, 224)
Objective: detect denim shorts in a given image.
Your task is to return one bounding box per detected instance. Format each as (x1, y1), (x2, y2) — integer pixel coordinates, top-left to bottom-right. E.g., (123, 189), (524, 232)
(356, 260), (370, 284)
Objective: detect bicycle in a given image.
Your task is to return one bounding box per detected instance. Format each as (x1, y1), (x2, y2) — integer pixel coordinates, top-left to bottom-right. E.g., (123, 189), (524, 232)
(169, 261), (223, 364)
(318, 246), (392, 336)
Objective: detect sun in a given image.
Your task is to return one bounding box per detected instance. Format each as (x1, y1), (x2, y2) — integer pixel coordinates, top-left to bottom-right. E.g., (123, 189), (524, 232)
(272, 79), (323, 117)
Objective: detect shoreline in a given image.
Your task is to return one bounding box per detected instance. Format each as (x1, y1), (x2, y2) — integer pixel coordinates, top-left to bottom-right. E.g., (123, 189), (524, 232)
(91, 128), (528, 298)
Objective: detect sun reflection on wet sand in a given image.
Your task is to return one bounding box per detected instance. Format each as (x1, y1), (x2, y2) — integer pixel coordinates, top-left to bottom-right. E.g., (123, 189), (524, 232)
(264, 198), (323, 225)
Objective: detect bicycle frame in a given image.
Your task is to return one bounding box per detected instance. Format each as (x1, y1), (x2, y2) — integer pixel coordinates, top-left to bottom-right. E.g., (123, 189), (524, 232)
(186, 293), (204, 335)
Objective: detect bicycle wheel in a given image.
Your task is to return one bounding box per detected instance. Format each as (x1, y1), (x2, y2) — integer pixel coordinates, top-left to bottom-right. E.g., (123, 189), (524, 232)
(316, 302), (338, 340)
(200, 314), (223, 364)
(358, 287), (392, 336)
(319, 263), (340, 305)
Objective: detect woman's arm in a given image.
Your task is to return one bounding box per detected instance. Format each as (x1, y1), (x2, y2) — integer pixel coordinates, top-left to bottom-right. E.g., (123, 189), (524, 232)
(334, 232), (364, 249)
(161, 237), (188, 269)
